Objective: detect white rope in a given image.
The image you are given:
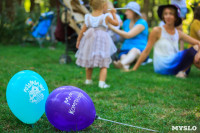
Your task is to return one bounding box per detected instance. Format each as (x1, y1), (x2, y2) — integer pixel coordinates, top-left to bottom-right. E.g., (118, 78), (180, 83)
(97, 116), (159, 132)
(108, 8), (128, 11)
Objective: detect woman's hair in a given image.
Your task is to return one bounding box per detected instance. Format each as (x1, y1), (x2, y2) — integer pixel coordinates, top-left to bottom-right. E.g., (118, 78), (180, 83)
(194, 6), (200, 20)
(134, 12), (140, 20)
(162, 7), (178, 23)
(90, 0), (108, 10)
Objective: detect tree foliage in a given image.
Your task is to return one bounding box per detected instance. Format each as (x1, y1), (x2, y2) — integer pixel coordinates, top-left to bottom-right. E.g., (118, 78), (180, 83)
(0, 0), (199, 43)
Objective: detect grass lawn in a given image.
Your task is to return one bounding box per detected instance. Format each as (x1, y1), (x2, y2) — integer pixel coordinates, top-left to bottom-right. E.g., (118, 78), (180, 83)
(0, 44), (200, 132)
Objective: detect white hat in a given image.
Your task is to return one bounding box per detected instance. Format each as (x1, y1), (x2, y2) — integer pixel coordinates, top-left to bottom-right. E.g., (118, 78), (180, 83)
(125, 2), (141, 16)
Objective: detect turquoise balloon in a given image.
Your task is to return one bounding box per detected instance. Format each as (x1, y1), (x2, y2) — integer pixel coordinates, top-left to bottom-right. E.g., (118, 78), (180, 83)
(6, 70), (49, 124)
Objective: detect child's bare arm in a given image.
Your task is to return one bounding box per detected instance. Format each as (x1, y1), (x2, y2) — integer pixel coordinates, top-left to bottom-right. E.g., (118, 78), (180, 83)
(106, 8), (119, 26)
(76, 24), (87, 49)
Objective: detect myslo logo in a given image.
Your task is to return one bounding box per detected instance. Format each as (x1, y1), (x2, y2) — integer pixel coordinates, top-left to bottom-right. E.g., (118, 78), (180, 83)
(172, 126), (197, 131)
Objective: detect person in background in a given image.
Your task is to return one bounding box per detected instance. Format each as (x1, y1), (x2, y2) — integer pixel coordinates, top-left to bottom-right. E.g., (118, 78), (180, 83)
(106, 1), (123, 42)
(158, 20), (165, 27)
(109, 2), (149, 71)
(189, 6), (200, 47)
(171, 0), (187, 51)
(129, 4), (200, 78)
(105, 1), (123, 61)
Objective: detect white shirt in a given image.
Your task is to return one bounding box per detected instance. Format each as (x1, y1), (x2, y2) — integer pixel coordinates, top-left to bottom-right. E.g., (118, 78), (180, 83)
(84, 14), (109, 28)
(153, 26), (179, 73)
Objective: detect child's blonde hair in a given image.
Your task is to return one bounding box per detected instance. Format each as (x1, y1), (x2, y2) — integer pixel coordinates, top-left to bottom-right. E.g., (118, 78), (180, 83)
(90, 0), (108, 10)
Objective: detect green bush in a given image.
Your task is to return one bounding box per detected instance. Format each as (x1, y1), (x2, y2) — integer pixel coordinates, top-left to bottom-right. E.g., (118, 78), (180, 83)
(0, 2), (30, 44)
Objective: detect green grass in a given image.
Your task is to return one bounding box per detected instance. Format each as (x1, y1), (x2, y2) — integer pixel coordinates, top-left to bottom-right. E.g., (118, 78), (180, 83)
(0, 44), (200, 132)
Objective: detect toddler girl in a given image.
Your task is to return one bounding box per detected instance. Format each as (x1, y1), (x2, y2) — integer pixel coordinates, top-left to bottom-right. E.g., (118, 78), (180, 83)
(75, 0), (119, 88)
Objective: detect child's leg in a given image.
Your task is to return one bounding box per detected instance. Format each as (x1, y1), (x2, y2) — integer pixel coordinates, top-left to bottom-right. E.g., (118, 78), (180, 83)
(99, 67), (107, 81)
(86, 68), (93, 79)
(85, 68), (93, 84)
(99, 67), (110, 88)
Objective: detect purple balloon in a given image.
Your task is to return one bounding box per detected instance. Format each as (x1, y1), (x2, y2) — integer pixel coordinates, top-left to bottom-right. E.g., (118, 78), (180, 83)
(45, 86), (96, 131)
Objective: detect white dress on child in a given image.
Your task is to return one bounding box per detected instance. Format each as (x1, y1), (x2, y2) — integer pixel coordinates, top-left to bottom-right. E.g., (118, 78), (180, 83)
(75, 14), (117, 68)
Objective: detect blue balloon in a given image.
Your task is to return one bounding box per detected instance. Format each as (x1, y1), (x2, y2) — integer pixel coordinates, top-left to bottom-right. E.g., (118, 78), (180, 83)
(6, 70), (49, 124)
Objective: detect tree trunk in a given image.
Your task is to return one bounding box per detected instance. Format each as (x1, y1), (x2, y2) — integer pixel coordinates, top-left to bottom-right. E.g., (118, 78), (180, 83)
(30, 0), (35, 12)
(143, 0), (149, 24)
(143, 0), (149, 16)
(0, 0), (3, 14)
(5, 0), (14, 20)
(17, 0), (22, 5)
(50, 0), (57, 9)
(150, 0), (155, 27)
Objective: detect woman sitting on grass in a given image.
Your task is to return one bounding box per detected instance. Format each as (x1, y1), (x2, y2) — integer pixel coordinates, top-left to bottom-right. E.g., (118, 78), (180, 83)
(129, 4), (200, 78)
(189, 6), (200, 47)
(109, 2), (149, 71)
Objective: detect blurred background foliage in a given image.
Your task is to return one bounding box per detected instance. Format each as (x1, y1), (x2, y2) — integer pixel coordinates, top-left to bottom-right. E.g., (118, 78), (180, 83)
(0, 0), (199, 44)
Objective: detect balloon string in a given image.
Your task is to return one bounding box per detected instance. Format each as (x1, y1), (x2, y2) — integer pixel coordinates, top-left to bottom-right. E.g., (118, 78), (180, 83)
(96, 116), (159, 132)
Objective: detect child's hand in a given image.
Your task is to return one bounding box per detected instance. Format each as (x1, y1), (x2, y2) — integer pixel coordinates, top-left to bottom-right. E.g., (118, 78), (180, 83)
(110, 8), (116, 14)
(76, 41), (80, 49)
